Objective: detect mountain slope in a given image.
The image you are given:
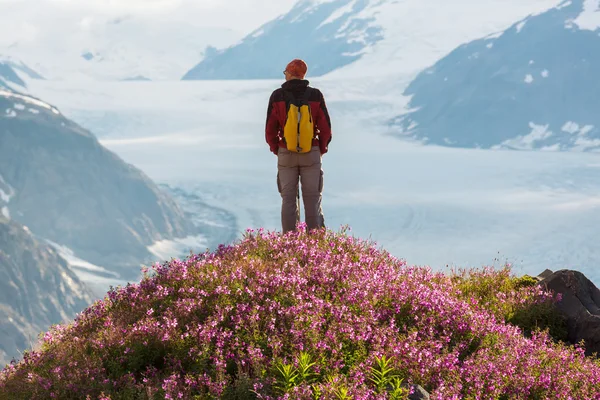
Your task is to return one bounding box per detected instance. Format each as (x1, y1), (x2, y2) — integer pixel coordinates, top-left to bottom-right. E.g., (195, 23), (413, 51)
(183, 0), (562, 80)
(0, 63), (25, 90)
(0, 57), (43, 93)
(391, 0), (600, 151)
(0, 216), (92, 366)
(0, 84), (196, 280)
(183, 0), (383, 80)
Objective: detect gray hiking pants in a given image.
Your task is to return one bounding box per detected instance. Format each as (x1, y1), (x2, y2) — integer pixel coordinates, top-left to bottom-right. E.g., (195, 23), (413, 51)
(277, 146), (325, 233)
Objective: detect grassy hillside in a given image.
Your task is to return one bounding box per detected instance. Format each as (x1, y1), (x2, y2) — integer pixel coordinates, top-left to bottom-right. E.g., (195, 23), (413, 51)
(1, 225), (599, 399)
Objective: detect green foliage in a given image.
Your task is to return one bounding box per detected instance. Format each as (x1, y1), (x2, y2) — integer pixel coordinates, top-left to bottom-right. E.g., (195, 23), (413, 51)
(273, 352), (319, 395)
(222, 375), (257, 400)
(369, 355), (409, 399)
(452, 266), (568, 343)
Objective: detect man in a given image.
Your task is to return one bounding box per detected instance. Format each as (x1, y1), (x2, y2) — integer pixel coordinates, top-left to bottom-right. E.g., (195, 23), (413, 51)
(265, 59), (332, 233)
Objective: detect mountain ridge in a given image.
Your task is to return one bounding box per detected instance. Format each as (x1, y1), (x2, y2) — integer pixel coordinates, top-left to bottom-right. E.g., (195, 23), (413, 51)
(391, 0), (600, 151)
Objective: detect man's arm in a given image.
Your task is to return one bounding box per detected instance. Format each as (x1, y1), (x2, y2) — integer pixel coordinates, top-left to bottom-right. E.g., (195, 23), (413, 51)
(265, 92), (281, 155)
(316, 90), (332, 155)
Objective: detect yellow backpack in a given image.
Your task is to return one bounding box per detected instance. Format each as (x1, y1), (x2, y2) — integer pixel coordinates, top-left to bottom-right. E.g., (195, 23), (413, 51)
(282, 88), (314, 153)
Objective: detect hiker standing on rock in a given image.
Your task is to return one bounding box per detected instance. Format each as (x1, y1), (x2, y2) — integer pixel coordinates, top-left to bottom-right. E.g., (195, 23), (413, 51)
(265, 59), (332, 233)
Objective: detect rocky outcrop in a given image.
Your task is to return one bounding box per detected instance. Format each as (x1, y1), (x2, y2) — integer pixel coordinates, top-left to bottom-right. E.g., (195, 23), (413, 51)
(0, 216), (93, 366)
(538, 269), (600, 356)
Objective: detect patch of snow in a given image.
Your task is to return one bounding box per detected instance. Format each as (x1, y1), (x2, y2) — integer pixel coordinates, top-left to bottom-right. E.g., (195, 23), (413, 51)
(557, 0), (573, 9)
(0, 89), (60, 114)
(318, 0), (357, 28)
(573, 136), (600, 151)
(148, 234), (209, 262)
(561, 122), (594, 136)
(485, 31), (504, 39)
(5, 108), (16, 118)
(341, 49), (369, 57)
(28, 108), (39, 114)
(529, 60), (535, 65)
(0, 174), (15, 219)
(516, 20), (527, 33)
(0, 189), (10, 203)
(573, 0), (600, 31)
(290, 3), (320, 23)
(250, 28), (264, 38)
(565, 18), (576, 29)
(540, 144), (561, 151)
(13, 103), (25, 110)
(0, 174), (14, 204)
(524, 74), (534, 83)
(562, 121), (580, 134)
(46, 239), (120, 277)
(486, 42), (494, 48)
(500, 122), (552, 149)
(541, 69), (549, 78)
(580, 125), (595, 136)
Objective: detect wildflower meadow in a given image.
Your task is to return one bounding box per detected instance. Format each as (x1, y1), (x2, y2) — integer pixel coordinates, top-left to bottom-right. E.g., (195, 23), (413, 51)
(2, 225), (599, 399)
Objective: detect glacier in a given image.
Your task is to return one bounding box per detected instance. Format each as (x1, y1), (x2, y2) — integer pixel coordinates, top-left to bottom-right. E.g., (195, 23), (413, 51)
(24, 76), (600, 287)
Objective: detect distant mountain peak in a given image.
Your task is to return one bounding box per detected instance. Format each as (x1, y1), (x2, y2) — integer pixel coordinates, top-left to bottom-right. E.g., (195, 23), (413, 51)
(182, 0), (384, 80)
(391, 0), (600, 152)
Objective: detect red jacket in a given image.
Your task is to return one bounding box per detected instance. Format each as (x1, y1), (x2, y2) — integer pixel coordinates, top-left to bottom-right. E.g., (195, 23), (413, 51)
(265, 79), (332, 155)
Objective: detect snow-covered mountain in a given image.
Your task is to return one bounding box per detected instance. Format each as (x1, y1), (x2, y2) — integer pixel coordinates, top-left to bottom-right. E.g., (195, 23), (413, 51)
(392, 0), (600, 151)
(183, 0), (562, 80)
(0, 14), (239, 81)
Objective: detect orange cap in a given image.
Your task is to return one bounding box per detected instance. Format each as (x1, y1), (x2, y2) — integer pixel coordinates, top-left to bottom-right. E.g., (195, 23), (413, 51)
(285, 59), (308, 78)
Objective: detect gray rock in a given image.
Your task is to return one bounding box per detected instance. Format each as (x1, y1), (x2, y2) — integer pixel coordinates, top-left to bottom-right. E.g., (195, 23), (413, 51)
(537, 269), (554, 281)
(408, 384), (430, 400)
(539, 269), (600, 356)
(0, 216), (93, 366)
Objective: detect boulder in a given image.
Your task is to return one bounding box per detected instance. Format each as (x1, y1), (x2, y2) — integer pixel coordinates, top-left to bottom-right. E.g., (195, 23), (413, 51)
(539, 269), (600, 356)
